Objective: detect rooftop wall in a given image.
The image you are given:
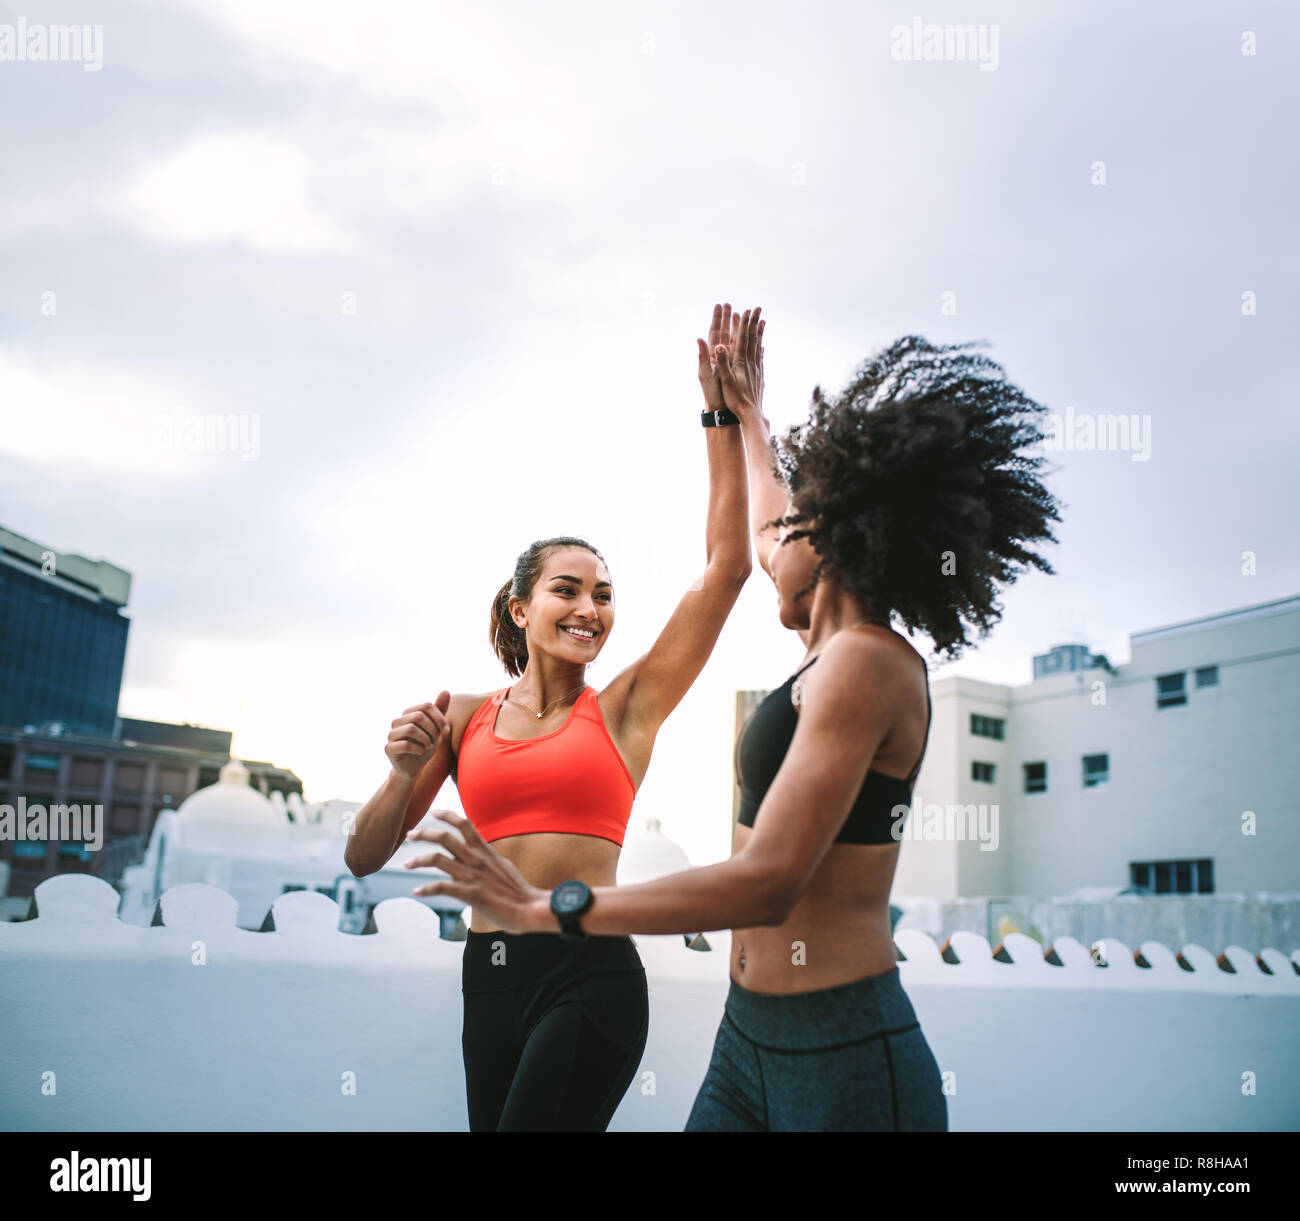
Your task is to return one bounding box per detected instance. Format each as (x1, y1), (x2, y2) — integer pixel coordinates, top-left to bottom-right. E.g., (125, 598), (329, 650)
(896, 893), (1300, 958)
(1, 875), (1297, 1132)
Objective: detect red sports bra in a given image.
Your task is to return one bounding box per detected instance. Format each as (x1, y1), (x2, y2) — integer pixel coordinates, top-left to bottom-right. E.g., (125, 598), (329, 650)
(456, 685), (637, 846)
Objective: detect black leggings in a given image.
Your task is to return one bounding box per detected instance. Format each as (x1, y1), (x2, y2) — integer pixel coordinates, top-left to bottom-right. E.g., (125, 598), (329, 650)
(461, 930), (649, 1131)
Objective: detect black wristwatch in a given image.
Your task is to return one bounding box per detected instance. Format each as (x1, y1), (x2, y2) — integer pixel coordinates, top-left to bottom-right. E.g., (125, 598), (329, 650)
(701, 407), (741, 427)
(550, 880), (593, 940)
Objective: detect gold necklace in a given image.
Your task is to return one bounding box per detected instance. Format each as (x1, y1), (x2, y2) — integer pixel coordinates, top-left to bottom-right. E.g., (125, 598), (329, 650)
(507, 681), (588, 719)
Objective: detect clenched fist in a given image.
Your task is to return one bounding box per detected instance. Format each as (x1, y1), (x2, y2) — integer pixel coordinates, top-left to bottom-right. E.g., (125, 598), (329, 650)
(385, 691), (451, 779)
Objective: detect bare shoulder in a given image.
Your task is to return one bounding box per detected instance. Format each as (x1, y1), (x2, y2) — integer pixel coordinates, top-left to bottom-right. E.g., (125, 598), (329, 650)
(445, 690), (500, 755)
(447, 690), (498, 726)
(804, 627), (920, 702)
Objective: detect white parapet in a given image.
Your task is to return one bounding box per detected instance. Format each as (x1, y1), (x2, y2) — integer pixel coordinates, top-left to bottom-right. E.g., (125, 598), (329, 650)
(1, 874), (1297, 1132)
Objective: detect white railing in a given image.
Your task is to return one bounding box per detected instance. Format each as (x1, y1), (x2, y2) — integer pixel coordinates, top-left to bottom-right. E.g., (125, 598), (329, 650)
(1, 874), (1297, 1131)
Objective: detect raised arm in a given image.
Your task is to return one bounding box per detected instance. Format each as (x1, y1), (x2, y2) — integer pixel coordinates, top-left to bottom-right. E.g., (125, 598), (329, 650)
(720, 307), (784, 581)
(718, 308), (812, 646)
(609, 304), (752, 739)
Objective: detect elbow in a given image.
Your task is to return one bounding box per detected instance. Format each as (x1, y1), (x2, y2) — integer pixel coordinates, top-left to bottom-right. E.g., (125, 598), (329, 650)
(343, 844), (372, 879)
(712, 556), (752, 589)
(753, 871), (797, 927)
(734, 849), (797, 925)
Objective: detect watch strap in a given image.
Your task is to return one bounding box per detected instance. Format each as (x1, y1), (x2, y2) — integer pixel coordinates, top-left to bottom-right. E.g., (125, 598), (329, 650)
(701, 407), (741, 427)
(556, 906), (586, 939)
(551, 880), (592, 940)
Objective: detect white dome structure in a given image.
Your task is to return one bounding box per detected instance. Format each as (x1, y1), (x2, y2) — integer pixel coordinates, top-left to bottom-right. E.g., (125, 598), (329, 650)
(120, 759), (354, 929)
(176, 759), (277, 825)
(617, 815), (692, 886)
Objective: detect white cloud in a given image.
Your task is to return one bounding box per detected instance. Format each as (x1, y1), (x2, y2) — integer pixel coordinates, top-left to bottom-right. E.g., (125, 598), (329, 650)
(0, 348), (223, 475)
(115, 129), (355, 255)
(162, 0), (542, 107)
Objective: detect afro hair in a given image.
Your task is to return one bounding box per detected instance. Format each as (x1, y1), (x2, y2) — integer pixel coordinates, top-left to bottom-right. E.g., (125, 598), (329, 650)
(768, 335), (1062, 658)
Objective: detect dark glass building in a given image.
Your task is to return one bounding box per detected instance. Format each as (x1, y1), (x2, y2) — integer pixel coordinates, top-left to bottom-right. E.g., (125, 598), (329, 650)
(0, 526), (131, 737)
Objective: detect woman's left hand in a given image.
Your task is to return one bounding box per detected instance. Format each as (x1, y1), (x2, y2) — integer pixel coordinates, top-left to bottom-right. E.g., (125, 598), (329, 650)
(403, 812), (554, 934)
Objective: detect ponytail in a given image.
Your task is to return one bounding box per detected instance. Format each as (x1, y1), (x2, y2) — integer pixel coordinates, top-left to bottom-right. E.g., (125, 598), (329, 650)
(489, 579), (529, 678)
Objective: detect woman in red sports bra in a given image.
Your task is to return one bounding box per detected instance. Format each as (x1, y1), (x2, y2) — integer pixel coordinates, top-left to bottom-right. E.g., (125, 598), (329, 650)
(345, 304), (756, 1132)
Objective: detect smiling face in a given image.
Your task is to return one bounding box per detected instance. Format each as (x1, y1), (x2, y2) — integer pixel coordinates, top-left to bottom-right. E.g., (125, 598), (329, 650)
(511, 546), (613, 662)
(770, 499), (820, 630)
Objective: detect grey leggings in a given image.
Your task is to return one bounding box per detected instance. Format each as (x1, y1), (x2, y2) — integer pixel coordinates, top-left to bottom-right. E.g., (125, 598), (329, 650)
(685, 965), (948, 1131)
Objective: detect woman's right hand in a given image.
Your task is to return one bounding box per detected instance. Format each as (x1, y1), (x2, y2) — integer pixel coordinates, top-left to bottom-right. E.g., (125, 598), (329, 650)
(385, 691), (451, 779)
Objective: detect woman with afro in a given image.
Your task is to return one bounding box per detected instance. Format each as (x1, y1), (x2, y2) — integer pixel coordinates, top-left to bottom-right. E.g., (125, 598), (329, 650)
(407, 307), (1062, 1131)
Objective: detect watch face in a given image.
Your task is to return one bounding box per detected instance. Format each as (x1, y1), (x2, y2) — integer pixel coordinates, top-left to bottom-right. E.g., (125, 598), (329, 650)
(554, 882), (587, 914)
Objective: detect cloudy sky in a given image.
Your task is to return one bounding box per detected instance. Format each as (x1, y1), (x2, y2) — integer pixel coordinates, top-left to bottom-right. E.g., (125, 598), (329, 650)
(3, 0), (1297, 866)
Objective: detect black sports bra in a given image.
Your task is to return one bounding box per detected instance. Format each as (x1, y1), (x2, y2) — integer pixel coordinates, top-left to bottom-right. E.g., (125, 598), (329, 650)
(734, 652), (931, 845)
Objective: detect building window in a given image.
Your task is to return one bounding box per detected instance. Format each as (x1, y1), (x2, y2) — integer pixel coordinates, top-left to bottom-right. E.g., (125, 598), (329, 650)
(1155, 672), (1186, 708)
(113, 762), (146, 794)
(971, 761), (996, 783)
(1023, 762), (1047, 793)
(12, 840), (48, 867)
(1082, 753), (1109, 787)
(156, 767), (187, 804)
(970, 714), (1006, 740)
(58, 841), (93, 864)
(1195, 665), (1219, 688)
(24, 752), (60, 780)
(1130, 858), (1214, 895)
(110, 803), (141, 834)
(0, 745), (14, 779)
(70, 757), (104, 788)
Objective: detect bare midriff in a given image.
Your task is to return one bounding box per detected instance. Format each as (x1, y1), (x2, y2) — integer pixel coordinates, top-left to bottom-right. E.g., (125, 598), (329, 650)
(468, 831), (621, 933)
(729, 825), (901, 993)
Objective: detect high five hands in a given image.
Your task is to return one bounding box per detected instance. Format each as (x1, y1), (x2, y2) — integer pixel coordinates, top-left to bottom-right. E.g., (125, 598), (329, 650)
(697, 303), (765, 420)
